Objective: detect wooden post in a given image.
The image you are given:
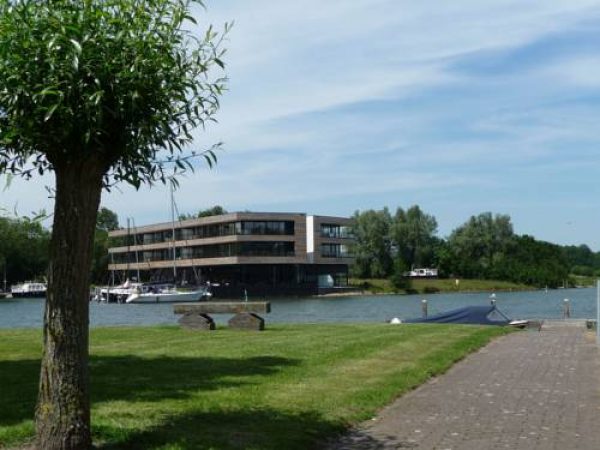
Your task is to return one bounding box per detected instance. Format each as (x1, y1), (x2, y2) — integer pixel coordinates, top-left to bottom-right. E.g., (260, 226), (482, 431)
(563, 298), (570, 319)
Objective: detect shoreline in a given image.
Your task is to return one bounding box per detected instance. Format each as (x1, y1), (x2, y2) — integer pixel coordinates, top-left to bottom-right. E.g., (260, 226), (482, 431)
(317, 284), (594, 298)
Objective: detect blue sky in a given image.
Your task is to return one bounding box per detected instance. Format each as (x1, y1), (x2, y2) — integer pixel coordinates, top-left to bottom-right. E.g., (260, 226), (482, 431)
(2, 0), (600, 248)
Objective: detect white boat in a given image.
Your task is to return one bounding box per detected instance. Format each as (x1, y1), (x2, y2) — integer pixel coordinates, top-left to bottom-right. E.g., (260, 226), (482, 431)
(125, 286), (211, 303)
(98, 279), (144, 303)
(11, 282), (47, 298)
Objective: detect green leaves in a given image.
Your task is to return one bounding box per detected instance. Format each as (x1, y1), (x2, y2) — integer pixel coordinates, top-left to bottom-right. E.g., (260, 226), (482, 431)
(44, 104), (59, 122)
(0, 0), (228, 189)
(69, 38), (82, 54)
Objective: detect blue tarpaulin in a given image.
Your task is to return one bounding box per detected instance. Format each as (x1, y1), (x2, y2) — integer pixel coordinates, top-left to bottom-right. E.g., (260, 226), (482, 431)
(405, 305), (511, 326)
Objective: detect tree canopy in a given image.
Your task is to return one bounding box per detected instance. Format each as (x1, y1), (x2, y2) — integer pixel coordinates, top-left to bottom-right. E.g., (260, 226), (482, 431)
(96, 207), (120, 232)
(390, 205), (438, 269)
(179, 205), (228, 220)
(350, 208), (393, 278)
(0, 0), (227, 187)
(0, 213), (50, 286)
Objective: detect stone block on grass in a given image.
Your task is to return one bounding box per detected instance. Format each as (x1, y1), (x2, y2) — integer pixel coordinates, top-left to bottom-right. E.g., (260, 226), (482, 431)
(178, 312), (215, 331)
(228, 312), (265, 331)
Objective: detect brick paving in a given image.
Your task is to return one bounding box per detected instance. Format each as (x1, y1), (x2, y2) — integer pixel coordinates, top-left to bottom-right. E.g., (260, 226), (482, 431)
(327, 321), (600, 450)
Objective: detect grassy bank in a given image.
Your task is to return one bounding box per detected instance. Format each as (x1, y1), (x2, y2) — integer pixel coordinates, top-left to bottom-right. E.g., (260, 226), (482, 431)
(570, 274), (597, 288)
(350, 277), (533, 295)
(0, 324), (509, 449)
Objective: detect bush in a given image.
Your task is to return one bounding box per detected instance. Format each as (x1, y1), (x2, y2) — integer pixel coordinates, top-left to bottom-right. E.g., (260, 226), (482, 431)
(389, 259), (412, 291)
(571, 265), (594, 276)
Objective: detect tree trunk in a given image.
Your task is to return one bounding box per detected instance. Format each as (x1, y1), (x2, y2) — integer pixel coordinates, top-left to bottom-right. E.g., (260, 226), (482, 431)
(35, 160), (104, 450)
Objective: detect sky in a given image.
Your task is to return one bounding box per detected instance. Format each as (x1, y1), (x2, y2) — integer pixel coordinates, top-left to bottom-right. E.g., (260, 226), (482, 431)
(1, 0), (600, 248)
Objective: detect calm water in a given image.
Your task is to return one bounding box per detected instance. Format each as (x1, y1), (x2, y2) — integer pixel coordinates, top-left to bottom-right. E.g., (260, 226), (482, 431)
(0, 288), (596, 329)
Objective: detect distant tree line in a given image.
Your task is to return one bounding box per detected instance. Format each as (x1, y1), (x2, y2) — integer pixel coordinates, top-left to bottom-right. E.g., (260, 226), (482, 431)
(0, 207), (119, 288)
(0, 213), (50, 287)
(350, 207), (587, 288)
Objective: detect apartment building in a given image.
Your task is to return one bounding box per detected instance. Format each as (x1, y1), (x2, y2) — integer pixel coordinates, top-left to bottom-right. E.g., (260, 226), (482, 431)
(107, 212), (354, 296)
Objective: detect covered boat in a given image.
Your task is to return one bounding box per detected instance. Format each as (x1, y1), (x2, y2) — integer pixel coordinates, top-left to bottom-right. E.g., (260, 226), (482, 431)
(404, 305), (511, 326)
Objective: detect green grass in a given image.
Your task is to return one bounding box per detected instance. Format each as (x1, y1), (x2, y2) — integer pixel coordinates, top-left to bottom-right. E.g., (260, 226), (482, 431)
(570, 274), (596, 288)
(350, 277), (533, 294)
(0, 324), (510, 449)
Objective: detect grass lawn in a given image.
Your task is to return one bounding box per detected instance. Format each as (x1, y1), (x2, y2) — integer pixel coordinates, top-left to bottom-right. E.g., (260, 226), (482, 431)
(0, 324), (510, 449)
(350, 277), (533, 295)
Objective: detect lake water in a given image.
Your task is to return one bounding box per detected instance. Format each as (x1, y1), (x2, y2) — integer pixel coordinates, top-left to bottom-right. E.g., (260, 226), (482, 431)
(0, 287), (596, 329)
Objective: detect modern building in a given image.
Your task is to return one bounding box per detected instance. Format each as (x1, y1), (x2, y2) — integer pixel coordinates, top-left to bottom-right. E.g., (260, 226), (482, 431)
(107, 212), (354, 296)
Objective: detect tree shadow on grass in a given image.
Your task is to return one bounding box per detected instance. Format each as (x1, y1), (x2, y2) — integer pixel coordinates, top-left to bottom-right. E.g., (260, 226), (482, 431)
(0, 355), (297, 428)
(97, 407), (349, 450)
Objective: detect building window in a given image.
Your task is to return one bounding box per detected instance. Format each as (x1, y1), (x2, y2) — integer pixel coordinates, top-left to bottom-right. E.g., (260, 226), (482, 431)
(239, 221), (294, 236)
(320, 223), (352, 239)
(117, 241), (295, 262)
(321, 243), (351, 258)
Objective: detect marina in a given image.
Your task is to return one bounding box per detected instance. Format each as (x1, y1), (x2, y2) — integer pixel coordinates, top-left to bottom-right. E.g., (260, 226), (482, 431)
(0, 287), (596, 329)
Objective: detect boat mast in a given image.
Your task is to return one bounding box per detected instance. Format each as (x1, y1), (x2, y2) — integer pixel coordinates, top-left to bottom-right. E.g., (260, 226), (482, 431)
(170, 182), (177, 282)
(131, 217), (141, 282)
(126, 217), (131, 280)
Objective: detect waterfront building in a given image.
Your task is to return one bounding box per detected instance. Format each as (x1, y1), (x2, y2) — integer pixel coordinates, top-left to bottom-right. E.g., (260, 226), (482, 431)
(107, 212), (354, 296)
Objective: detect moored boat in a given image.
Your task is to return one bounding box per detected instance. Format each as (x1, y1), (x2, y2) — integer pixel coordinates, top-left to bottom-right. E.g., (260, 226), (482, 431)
(97, 279), (144, 303)
(126, 286), (211, 303)
(11, 282), (47, 298)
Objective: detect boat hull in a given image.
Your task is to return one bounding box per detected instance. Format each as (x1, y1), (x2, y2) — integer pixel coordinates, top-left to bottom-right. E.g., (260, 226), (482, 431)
(11, 291), (46, 298)
(126, 290), (210, 304)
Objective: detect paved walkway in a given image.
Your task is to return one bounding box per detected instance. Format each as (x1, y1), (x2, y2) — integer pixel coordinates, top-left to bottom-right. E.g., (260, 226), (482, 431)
(328, 321), (600, 450)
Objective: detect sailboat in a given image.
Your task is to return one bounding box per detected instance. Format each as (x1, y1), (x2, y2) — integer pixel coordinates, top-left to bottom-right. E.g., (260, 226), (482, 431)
(125, 183), (211, 304)
(125, 285), (211, 303)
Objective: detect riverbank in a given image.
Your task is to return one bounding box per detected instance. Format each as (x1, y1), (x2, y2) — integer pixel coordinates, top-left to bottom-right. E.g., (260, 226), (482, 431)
(349, 277), (534, 296)
(0, 324), (508, 449)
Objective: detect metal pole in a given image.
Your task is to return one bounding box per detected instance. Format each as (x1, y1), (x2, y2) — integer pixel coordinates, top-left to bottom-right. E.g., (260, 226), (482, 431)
(132, 218), (140, 282)
(126, 217), (131, 279)
(170, 183), (177, 282)
(421, 299), (428, 318)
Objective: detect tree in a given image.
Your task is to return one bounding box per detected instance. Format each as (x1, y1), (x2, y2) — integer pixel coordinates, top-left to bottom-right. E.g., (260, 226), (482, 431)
(0, 2), (227, 448)
(492, 235), (569, 287)
(96, 207), (120, 232)
(445, 212), (514, 278)
(350, 208), (393, 278)
(179, 205), (227, 220)
(0, 214), (50, 285)
(390, 205), (438, 269)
